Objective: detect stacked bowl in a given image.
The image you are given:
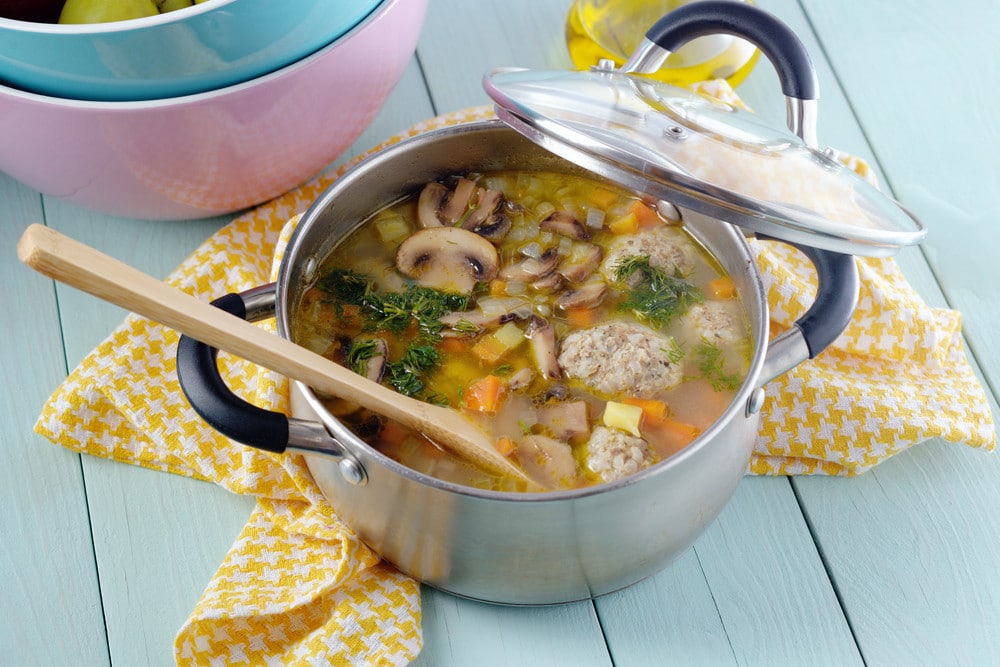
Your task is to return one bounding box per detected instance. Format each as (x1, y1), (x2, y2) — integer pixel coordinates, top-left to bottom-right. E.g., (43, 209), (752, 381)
(0, 0), (427, 219)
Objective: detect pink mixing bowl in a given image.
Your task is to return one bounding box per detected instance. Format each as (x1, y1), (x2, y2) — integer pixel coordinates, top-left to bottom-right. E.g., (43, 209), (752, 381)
(0, 0), (426, 220)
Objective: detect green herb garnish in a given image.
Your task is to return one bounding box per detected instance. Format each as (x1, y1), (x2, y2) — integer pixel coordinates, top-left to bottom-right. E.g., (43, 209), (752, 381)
(346, 339), (380, 376)
(493, 364), (514, 377)
(386, 344), (442, 398)
(614, 256), (703, 328)
(695, 338), (741, 391)
(664, 338), (686, 364)
(316, 268), (473, 400)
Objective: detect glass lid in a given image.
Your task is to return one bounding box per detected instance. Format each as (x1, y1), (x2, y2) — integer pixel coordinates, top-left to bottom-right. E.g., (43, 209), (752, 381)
(483, 66), (925, 256)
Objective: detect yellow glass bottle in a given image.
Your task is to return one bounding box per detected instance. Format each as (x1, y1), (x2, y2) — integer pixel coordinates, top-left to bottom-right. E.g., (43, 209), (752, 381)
(565, 0), (761, 86)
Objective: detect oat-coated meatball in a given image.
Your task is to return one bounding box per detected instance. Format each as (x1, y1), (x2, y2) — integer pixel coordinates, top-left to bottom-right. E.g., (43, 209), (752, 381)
(557, 321), (682, 397)
(685, 301), (744, 346)
(586, 425), (655, 483)
(600, 226), (695, 283)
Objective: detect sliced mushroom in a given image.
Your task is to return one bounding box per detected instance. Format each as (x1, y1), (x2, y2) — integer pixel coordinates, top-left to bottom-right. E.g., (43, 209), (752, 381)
(438, 310), (501, 337)
(360, 338), (389, 383)
(530, 270), (563, 294)
(508, 367), (534, 392)
(446, 304), (533, 336)
(516, 435), (580, 489)
(527, 315), (561, 380)
(440, 177), (476, 223)
(466, 212), (512, 244)
(396, 226), (499, 295)
(500, 247), (561, 282)
(462, 188), (504, 228)
(417, 182), (449, 228)
(537, 400), (590, 440)
(557, 243), (603, 283)
(555, 281), (608, 311)
(540, 210), (590, 240)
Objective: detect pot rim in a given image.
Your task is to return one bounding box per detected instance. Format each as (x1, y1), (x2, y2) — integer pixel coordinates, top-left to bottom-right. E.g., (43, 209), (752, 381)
(281, 119), (770, 501)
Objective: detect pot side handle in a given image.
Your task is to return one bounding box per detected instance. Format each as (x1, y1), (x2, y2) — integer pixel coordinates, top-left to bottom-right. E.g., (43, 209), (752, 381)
(175, 289), (367, 486)
(758, 242), (859, 384)
(622, 0), (820, 146)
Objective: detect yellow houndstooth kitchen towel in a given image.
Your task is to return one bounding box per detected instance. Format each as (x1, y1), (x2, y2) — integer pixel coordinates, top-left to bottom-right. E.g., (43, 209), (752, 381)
(34, 93), (995, 665)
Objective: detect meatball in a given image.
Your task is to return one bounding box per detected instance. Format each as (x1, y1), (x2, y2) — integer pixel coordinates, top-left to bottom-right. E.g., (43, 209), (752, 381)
(685, 301), (744, 346)
(557, 321), (683, 397)
(600, 226), (695, 283)
(586, 426), (655, 483)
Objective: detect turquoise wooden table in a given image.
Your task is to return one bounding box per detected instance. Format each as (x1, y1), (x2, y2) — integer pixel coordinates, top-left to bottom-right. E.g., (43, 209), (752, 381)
(3, 0), (999, 664)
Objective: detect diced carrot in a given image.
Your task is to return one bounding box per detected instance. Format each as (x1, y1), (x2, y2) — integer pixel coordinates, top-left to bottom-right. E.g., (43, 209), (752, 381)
(494, 436), (516, 457)
(622, 397), (669, 424)
(438, 337), (469, 355)
(463, 374), (506, 413)
(471, 335), (507, 363)
(588, 187), (619, 209)
(648, 419), (700, 451)
(708, 276), (737, 300)
(489, 279), (508, 296)
(564, 306), (601, 327)
(608, 212), (639, 235)
(628, 200), (661, 227)
(379, 420), (409, 447)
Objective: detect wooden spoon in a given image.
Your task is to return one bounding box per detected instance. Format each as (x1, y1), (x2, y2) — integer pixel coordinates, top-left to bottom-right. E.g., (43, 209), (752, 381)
(17, 223), (537, 489)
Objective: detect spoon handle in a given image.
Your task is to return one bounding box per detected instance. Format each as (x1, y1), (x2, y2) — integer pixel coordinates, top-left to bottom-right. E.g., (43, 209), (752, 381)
(17, 224), (534, 486)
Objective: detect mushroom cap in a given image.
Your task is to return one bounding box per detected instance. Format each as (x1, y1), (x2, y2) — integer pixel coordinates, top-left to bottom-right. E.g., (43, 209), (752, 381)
(395, 226), (500, 294)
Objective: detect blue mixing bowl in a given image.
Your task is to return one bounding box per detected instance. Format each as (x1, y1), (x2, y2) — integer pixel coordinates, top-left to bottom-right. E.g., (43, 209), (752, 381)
(0, 0), (383, 101)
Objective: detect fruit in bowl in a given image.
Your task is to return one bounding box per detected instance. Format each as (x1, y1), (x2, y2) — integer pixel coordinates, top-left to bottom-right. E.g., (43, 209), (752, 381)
(58, 0), (210, 23)
(0, 0), (426, 220)
(0, 0), (385, 101)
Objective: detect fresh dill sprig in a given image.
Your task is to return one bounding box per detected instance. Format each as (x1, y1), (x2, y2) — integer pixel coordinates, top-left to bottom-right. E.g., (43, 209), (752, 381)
(386, 344), (442, 398)
(614, 255), (703, 329)
(346, 339), (380, 377)
(695, 338), (741, 391)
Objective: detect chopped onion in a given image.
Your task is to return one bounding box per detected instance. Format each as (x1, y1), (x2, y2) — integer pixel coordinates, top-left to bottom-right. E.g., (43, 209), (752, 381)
(479, 296), (530, 316)
(505, 280), (527, 296)
(520, 241), (542, 258)
(585, 207), (606, 229)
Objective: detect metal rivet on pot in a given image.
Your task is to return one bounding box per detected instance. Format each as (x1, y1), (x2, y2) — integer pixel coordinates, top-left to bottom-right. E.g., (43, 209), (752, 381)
(664, 125), (687, 140)
(303, 256), (318, 283)
(339, 458), (367, 486)
(746, 387), (766, 417)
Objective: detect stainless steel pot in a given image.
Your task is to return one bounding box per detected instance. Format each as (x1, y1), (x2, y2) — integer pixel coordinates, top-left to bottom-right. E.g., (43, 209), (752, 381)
(176, 2), (921, 604)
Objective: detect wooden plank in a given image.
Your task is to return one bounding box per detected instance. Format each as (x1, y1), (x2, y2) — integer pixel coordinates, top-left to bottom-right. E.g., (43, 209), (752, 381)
(791, 0), (1000, 662)
(414, 591), (612, 666)
(43, 197), (254, 666)
(35, 60), (441, 666)
(596, 479), (861, 666)
(0, 177), (110, 664)
(798, 0), (1000, 394)
(417, 0), (574, 113)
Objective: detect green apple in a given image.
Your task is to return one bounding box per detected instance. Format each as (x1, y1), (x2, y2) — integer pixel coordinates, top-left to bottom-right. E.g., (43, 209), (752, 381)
(58, 0), (208, 24)
(59, 0), (158, 23)
(157, 0), (195, 12)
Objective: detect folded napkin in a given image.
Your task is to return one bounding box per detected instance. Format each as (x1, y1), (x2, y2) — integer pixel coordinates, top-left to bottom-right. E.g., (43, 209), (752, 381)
(35, 87), (995, 665)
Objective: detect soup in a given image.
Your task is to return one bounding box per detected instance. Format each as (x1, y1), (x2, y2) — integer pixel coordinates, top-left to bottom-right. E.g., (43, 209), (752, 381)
(292, 171), (751, 491)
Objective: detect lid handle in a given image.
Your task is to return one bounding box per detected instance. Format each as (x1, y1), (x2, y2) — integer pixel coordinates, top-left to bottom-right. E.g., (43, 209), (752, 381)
(622, 1), (820, 146)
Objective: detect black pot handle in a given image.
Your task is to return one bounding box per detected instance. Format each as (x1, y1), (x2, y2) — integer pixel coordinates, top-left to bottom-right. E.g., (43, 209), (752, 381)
(622, 0), (820, 145)
(759, 241), (859, 383)
(175, 288), (367, 485)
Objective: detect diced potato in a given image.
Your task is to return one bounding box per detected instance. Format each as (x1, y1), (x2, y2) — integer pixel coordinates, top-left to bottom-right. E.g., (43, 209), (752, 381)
(588, 187), (619, 209)
(602, 401), (643, 437)
(608, 212), (639, 235)
(374, 213), (411, 244)
(493, 321), (525, 350)
(471, 322), (524, 363)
